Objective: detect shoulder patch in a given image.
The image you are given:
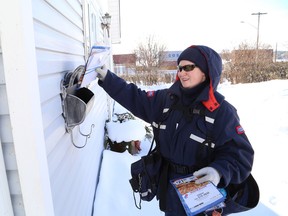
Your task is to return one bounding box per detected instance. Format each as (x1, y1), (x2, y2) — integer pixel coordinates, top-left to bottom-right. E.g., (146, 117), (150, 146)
(236, 125), (245, 134)
(146, 91), (155, 98)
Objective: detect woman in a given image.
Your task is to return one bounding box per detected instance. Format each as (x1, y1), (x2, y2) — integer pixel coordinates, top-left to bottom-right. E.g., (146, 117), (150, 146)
(96, 45), (255, 215)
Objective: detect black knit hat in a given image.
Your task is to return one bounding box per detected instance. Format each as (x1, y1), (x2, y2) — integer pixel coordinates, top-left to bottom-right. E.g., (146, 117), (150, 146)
(177, 46), (208, 75)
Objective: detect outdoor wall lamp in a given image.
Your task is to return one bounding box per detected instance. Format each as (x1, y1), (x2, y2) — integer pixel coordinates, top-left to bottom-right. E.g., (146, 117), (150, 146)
(101, 13), (112, 37)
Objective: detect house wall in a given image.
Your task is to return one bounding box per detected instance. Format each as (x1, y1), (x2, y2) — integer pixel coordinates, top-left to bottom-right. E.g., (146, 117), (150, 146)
(0, 56), (14, 216)
(33, 0), (111, 215)
(0, 1), (54, 215)
(0, 0), (112, 215)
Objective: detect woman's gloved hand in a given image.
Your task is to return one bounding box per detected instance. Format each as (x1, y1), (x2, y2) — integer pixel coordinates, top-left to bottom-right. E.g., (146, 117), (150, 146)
(96, 65), (108, 81)
(193, 167), (221, 186)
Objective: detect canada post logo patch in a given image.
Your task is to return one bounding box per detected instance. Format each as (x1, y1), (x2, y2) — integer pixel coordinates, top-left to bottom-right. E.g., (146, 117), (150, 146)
(236, 125), (245, 134)
(146, 91), (155, 98)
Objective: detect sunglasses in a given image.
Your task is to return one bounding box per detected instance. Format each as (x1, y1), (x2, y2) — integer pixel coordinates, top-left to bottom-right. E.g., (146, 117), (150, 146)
(177, 64), (197, 72)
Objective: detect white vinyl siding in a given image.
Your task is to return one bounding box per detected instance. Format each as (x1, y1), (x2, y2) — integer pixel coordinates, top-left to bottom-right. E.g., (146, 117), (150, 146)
(32, 0), (108, 215)
(0, 0), (111, 215)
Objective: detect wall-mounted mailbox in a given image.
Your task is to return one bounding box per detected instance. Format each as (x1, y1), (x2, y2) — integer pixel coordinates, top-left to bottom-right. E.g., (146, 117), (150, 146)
(61, 65), (95, 148)
(64, 86), (95, 128)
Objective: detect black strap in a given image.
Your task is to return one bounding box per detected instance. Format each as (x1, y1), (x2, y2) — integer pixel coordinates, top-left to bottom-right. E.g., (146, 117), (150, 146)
(159, 161), (169, 211)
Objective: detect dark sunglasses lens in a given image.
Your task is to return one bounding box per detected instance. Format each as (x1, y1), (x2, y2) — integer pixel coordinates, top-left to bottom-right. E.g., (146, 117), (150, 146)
(185, 65), (196, 71)
(178, 64), (196, 72)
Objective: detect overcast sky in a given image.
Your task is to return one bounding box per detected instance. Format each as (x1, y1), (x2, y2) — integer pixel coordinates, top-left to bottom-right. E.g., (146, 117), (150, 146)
(111, 0), (288, 54)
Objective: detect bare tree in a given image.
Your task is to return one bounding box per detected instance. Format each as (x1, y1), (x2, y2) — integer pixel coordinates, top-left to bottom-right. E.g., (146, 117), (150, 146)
(133, 35), (166, 85)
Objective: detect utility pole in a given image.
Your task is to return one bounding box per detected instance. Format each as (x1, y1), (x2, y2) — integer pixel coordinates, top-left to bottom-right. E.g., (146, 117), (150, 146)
(251, 12), (267, 50)
(275, 43), (277, 62)
(251, 12), (267, 66)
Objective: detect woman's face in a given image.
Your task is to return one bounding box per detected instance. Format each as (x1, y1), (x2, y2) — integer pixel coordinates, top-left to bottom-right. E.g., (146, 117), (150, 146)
(177, 60), (207, 89)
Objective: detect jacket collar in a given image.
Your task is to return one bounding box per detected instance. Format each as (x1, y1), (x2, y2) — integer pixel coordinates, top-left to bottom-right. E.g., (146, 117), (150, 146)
(169, 80), (219, 112)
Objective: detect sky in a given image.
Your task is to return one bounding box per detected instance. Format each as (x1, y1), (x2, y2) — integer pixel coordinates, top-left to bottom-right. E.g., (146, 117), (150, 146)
(111, 0), (288, 54)
(93, 79), (288, 216)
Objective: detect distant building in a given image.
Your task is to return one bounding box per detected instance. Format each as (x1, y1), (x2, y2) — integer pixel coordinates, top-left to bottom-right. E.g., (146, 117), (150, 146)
(113, 54), (136, 75)
(231, 49), (273, 64)
(161, 51), (181, 69)
(113, 51), (181, 75)
(113, 54), (136, 65)
(276, 51), (288, 62)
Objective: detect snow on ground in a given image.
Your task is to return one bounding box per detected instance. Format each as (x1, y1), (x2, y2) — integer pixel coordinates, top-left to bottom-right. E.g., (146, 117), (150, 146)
(93, 79), (288, 216)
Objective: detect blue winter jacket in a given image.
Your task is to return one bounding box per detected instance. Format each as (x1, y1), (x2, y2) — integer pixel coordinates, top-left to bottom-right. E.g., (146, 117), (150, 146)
(98, 45), (254, 213)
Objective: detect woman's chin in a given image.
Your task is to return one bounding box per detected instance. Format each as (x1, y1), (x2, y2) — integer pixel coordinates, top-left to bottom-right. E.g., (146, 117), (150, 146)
(181, 81), (192, 89)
